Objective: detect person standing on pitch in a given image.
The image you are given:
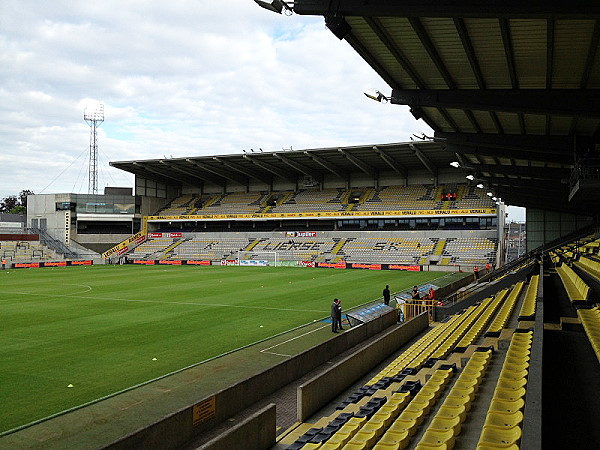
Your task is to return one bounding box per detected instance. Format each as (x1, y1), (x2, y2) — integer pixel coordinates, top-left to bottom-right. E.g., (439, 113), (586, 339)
(336, 299), (344, 330)
(383, 285), (391, 305)
(331, 298), (340, 333)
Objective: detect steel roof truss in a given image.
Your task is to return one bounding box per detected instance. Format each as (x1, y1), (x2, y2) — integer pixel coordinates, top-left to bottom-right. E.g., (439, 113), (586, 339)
(409, 143), (438, 175)
(391, 89), (600, 117)
(274, 154), (323, 182)
(339, 149), (376, 176)
(213, 157), (272, 185)
(373, 146), (408, 177)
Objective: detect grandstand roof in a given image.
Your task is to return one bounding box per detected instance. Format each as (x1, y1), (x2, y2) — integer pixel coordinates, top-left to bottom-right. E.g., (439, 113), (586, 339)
(111, 140), (454, 187)
(292, 1), (600, 215)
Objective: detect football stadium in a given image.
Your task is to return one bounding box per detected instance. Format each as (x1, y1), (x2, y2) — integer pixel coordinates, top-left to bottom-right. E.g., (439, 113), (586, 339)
(2, 2), (600, 449)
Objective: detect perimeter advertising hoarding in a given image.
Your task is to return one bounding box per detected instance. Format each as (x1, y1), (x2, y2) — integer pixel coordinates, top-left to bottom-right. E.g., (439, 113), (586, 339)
(102, 230), (147, 258)
(12, 260), (94, 269)
(147, 208), (496, 222)
(220, 260), (237, 266)
(285, 231), (318, 238)
(317, 262), (347, 269)
(388, 264), (421, 271)
(351, 263), (382, 270)
(298, 261), (316, 268)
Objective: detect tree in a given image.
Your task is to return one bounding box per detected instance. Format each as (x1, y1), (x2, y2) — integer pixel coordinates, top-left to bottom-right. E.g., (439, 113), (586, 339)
(9, 206), (27, 214)
(0, 196), (18, 213)
(0, 190), (34, 213)
(19, 190), (34, 208)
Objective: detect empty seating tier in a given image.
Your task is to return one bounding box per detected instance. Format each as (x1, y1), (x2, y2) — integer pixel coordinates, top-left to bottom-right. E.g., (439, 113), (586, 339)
(556, 263), (590, 303)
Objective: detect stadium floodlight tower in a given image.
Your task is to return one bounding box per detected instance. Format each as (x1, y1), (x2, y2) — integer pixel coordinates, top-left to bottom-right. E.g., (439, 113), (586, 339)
(83, 104), (105, 195)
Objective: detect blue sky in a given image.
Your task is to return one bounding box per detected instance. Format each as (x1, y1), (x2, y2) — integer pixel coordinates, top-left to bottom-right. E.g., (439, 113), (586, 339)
(0, 0), (524, 220)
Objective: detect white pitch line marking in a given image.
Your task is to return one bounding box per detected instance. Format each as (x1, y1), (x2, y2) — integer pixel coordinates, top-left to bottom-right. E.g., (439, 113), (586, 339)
(1, 290), (327, 313)
(260, 324), (330, 357)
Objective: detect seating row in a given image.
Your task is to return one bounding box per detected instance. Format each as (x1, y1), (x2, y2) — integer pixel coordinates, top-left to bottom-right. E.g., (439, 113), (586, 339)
(455, 290), (509, 351)
(556, 263), (590, 303)
(155, 184), (495, 217)
(367, 297), (500, 388)
(575, 256), (600, 282)
(476, 330), (533, 449)
(129, 235), (498, 266)
(518, 275), (539, 320)
(414, 349), (493, 449)
(577, 306), (600, 362)
(485, 282), (525, 337)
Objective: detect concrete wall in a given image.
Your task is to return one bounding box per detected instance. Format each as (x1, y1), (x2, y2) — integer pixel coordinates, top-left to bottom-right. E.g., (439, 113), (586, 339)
(297, 312), (429, 422)
(105, 310), (398, 450)
(198, 404), (276, 450)
(526, 208), (593, 252)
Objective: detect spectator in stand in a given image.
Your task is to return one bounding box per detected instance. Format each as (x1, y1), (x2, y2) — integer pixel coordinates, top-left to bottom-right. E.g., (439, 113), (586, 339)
(428, 287), (435, 300)
(383, 285), (391, 305)
(451, 192), (457, 201)
(411, 286), (421, 300)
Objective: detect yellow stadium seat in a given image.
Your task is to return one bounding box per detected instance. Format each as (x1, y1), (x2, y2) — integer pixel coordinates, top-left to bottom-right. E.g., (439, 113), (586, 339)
(478, 425), (522, 447)
(483, 411), (524, 429)
(326, 431), (353, 447)
(389, 418), (418, 435)
(347, 430), (378, 447)
(443, 394), (472, 412)
(375, 429), (411, 448)
(476, 444), (519, 450)
(488, 398), (525, 414)
(302, 443), (322, 449)
(416, 428), (456, 448)
(341, 442), (369, 450)
(448, 385), (476, 401)
(360, 421), (386, 438)
(493, 387), (526, 402)
(370, 410), (396, 428)
(400, 400), (431, 416)
(498, 367), (528, 381)
(435, 404), (467, 423)
(428, 415), (462, 435)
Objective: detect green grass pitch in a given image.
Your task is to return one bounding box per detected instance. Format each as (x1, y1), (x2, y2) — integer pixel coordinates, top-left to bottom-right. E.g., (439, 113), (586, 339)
(0, 264), (448, 433)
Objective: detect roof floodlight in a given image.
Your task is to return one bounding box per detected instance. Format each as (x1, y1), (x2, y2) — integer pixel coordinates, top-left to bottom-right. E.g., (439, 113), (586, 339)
(465, 174), (475, 181)
(254, 0), (288, 14)
(364, 89), (389, 103)
(450, 161), (460, 168)
(492, 196), (497, 201)
(487, 192), (493, 197)
(476, 183), (484, 189)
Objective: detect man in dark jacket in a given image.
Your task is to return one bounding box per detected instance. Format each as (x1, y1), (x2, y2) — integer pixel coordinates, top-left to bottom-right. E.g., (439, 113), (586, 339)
(383, 285), (391, 305)
(331, 298), (340, 333)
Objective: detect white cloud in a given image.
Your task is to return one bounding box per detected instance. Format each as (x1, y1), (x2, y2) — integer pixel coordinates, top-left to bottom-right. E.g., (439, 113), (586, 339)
(0, 0), (427, 199)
